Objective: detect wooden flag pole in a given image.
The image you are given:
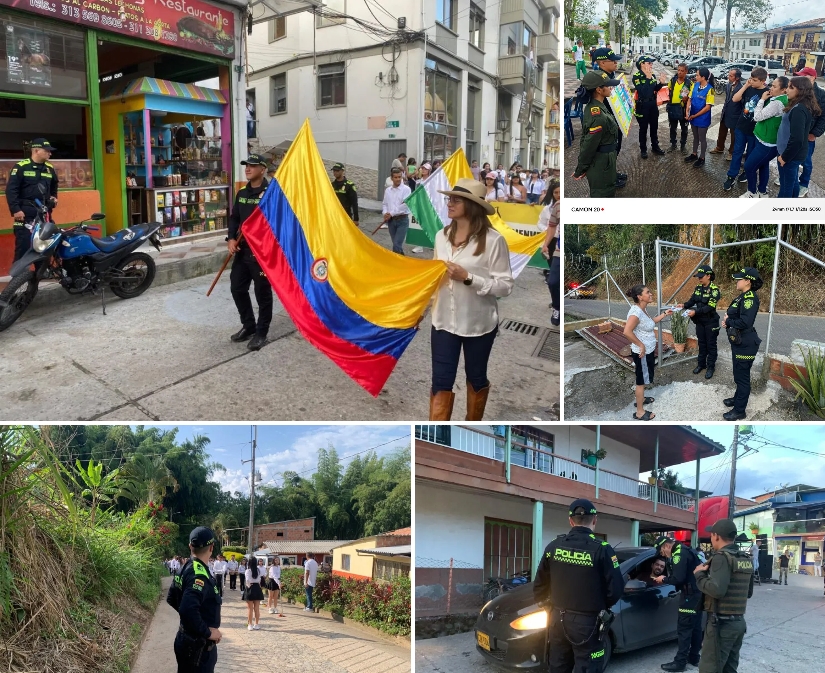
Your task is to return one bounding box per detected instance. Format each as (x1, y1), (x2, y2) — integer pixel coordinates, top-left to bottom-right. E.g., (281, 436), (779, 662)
(206, 231), (243, 296)
(371, 219), (388, 236)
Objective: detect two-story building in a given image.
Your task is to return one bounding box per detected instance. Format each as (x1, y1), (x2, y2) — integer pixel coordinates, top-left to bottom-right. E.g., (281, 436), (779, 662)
(728, 31), (765, 62)
(415, 424), (725, 617)
(245, 0), (559, 200)
(763, 18), (825, 73)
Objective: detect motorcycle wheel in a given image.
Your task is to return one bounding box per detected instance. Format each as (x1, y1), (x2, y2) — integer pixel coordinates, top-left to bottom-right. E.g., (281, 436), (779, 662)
(0, 270), (39, 332)
(108, 252), (156, 299)
(483, 586), (502, 603)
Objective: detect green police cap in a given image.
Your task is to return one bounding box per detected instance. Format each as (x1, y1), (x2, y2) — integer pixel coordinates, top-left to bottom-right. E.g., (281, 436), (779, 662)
(582, 70), (621, 90)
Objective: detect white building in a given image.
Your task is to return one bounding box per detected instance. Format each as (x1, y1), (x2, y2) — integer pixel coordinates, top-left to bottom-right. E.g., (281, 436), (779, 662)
(245, 0), (559, 199)
(632, 27), (675, 54)
(728, 31), (765, 62)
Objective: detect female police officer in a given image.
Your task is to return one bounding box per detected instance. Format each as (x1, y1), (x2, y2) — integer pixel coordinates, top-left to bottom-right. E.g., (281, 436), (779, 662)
(573, 70), (621, 198)
(632, 56), (668, 158)
(721, 267), (762, 421)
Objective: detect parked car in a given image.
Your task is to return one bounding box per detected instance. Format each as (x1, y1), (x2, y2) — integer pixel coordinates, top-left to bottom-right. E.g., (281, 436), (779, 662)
(685, 56), (728, 73)
(739, 58), (785, 78)
(662, 53), (682, 66)
(474, 547), (680, 671)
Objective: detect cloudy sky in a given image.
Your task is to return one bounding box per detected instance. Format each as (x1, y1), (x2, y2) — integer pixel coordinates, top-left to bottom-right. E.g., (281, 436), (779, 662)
(593, 0), (823, 32)
(148, 424), (410, 496)
(662, 425), (825, 500)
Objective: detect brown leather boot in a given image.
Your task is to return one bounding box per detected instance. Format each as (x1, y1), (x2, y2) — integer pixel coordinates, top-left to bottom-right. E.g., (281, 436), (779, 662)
(466, 382), (491, 421)
(429, 390), (455, 420)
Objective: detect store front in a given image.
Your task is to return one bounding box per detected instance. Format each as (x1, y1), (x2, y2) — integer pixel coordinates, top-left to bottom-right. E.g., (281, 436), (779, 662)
(0, 0), (243, 275)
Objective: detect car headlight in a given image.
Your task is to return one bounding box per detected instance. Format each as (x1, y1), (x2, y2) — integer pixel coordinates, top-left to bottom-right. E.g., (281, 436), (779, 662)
(510, 609), (548, 630)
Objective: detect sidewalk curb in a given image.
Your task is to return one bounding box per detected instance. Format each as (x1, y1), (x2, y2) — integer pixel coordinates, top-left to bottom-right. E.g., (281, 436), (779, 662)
(287, 599), (411, 649)
(130, 576), (171, 672)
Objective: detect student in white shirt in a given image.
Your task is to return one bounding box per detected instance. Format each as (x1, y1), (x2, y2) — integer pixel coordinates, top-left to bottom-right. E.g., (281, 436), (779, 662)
(429, 178), (514, 421)
(238, 559), (247, 593)
(213, 555), (226, 597)
(483, 173), (505, 202)
(303, 553), (319, 611)
(381, 167), (412, 255)
(226, 557), (239, 590)
(244, 557), (265, 630)
(525, 169), (545, 204)
(267, 557), (284, 616)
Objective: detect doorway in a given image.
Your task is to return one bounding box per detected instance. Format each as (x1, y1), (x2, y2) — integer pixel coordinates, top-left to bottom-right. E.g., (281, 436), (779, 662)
(377, 138), (407, 200)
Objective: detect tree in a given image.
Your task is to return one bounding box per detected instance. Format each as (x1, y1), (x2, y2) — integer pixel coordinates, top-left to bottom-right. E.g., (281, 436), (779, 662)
(565, 0), (598, 40)
(74, 459), (134, 524)
(722, 0), (771, 59)
(672, 4), (702, 52)
(700, 0), (719, 52)
(121, 453), (179, 504)
(627, 0), (668, 43)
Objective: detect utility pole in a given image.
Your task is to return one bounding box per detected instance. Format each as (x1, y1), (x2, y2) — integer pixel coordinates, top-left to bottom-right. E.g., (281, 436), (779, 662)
(242, 426), (257, 553)
(727, 425), (739, 519)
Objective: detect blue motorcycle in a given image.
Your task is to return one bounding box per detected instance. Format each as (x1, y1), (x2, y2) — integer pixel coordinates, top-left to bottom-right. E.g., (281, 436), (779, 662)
(0, 191), (162, 332)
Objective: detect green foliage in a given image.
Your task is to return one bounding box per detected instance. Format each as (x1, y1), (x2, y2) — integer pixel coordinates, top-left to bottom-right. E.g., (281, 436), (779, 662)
(627, 0), (669, 39)
(564, 0), (598, 39)
(670, 310), (689, 344)
(651, 467), (688, 494)
(790, 345), (825, 419)
(672, 2), (702, 51)
(278, 568), (410, 636)
(222, 545), (248, 554)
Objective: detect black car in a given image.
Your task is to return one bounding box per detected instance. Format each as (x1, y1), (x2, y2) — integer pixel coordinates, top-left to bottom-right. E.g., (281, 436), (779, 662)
(474, 547), (682, 670)
(685, 56), (728, 74)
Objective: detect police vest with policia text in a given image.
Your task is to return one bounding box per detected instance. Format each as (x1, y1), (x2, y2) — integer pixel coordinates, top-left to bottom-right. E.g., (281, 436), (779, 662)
(705, 550), (754, 615)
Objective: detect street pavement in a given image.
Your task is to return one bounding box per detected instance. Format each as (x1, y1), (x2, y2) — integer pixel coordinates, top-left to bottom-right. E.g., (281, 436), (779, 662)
(415, 572), (825, 673)
(563, 62), (825, 198)
(132, 577), (410, 673)
(0, 211), (559, 421)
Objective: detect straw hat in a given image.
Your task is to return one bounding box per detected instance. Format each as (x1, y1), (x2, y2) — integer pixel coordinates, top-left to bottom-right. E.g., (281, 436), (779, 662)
(437, 178), (495, 215)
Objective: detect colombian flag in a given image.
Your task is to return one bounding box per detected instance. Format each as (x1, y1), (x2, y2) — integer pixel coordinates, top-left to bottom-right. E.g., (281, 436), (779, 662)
(242, 120), (447, 397)
(405, 148), (546, 277)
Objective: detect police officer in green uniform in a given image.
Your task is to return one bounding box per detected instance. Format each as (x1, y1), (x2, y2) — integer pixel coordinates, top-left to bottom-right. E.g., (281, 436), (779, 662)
(632, 56), (668, 159)
(721, 267), (762, 420)
(174, 527), (222, 673)
(331, 163), (359, 225)
(574, 71), (621, 198)
(653, 536), (704, 671)
(694, 519), (753, 673)
(677, 265), (722, 380)
(227, 154), (273, 352)
(5, 138), (58, 262)
(592, 47), (627, 188)
(534, 498), (625, 673)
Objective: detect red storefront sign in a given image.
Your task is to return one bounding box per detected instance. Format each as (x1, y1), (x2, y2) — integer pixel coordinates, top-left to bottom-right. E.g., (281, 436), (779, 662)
(0, 0), (235, 58)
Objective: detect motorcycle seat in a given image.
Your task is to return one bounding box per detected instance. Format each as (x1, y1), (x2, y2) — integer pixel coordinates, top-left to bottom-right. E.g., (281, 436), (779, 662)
(89, 224), (152, 252)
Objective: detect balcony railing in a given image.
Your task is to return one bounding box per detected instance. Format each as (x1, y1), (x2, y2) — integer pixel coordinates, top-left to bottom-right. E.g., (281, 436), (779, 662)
(773, 518), (825, 535)
(416, 425), (693, 511)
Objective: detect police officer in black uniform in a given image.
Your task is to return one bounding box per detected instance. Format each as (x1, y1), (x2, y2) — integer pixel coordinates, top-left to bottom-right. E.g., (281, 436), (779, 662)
(331, 163), (359, 225)
(174, 527), (222, 673)
(592, 48), (627, 189)
(534, 498), (625, 673)
(677, 265), (722, 380)
(721, 267), (762, 421)
(227, 154), (273, 352)
(652, 536), (704, 671)
(632, 56), (668, 159)
(5, 138), (59, 262)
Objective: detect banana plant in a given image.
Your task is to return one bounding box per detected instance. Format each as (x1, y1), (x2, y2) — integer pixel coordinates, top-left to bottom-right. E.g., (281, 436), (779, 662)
(74, 459), (124, 525)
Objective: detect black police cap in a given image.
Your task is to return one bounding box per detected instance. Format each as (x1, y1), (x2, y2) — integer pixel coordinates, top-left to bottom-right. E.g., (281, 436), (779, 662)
(241, 153), (267, 166)
(731, 267), (761, 282)
(694, 265), (714, 278)
(593, 47), (621, 61)
(189, 526), (216, 548)
(654, 535), (675, 549)
(569, 498), (598, 516)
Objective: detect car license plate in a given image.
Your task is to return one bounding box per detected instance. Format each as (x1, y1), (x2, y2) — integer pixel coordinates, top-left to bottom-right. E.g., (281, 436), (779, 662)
(477, 631), (491, 651)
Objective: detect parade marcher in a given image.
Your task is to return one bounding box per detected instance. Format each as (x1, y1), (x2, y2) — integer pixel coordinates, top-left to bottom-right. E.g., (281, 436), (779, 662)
(710, 69), (744, 157)
(653, 536), (704, 671)
(227, 154), (273, 352)
(330, 163), (359, 224)
(533, 499), (625, 673)
(676, 265), (721, 379)
(721, 267), (762, 421)
(667, 64), (691, 151)
(381, 167), (412, 254)
(694, 519), (754, 673)
(685, 68), (715, 168)
(592, 47), (628, 188)
(6, 138), (59, 263)
(171, 527), (222, 673)
(226, 557), (238, 590)
(483, 173), (505, 201)
(525, 168), (544, 203)
(632, 56), (667, 158)
(574, 70), (621, 198)
(243, 555), (264, 629)
(429, 179), (514, 421)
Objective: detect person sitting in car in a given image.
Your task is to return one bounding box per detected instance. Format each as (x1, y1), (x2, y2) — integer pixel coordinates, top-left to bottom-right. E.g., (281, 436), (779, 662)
(642, 556), (667, 586)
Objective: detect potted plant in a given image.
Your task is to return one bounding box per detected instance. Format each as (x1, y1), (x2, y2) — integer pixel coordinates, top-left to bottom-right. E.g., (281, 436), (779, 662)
(670, 310), (689, 353)
(581, 448), (607, 466)
(748, 521), (759, 536)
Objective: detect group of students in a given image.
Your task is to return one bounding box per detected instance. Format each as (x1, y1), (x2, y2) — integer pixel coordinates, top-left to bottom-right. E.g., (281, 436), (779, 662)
(479, 162), (554, 204)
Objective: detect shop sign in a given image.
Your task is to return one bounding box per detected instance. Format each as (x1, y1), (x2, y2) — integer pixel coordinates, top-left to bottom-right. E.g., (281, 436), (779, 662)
(0, 0), (236, 59)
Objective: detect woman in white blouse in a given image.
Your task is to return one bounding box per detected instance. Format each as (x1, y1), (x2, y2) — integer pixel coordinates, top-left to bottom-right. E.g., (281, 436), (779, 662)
(244, 557), (265, 630)
(267, 557), (284, 616)
(622, 284), (672, 421)
(429, 178), (514, 421)
(483, 173), (505, 202)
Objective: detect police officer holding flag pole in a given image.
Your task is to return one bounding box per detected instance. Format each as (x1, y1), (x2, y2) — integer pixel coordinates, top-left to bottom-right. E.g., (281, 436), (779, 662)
(693, 519), (754, 673)
(652, 535), (704, 671)
(533, 499), (625, 673)
(168, 527), (223, 673)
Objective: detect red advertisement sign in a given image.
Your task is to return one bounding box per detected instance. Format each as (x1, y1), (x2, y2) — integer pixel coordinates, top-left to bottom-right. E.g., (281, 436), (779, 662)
(0, 0), (236, 58)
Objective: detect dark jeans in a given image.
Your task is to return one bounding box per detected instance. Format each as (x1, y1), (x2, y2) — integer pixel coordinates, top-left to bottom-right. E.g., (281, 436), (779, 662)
(547, 256), (560, 311)
(714, 118), (735, 153)
(387, 215), (409, 254)
(431, 326), (497, 394)
(777, 159), (801, 197)
(229, 573), (237, 590)
(727, 132), (756, 178)
(305, 585), (314, 609)
(247, 120), (256, 138)
(800, 139), (815, 187)
(214, 575), (223, 597)
(13, 226), (30, 262)
(744, 142), (778, 194)
(230, 246), (273, 337)
(526, 193), (540, 204)
(669, 116), (689, 146)
(239, 573), (246, 592)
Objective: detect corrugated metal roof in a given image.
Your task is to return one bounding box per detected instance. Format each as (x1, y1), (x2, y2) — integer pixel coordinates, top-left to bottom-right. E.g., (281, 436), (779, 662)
(262, 540), (352, 554)
(355, 545), (412, 557)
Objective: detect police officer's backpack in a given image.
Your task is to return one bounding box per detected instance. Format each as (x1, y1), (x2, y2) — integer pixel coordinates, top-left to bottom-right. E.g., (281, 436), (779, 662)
(167, 559), (192, 612)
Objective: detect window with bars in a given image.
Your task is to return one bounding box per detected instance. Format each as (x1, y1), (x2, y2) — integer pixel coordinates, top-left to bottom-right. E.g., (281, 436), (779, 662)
(484, 518), (532, 579)
(469, 4), (485, 49)
(270, 73), (286, 114)
(317, 62), (346, 108)
(374, 559), (409, 581)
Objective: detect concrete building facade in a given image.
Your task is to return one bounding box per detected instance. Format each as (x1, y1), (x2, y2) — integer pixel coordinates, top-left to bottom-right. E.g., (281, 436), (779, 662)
(332, 527), (412, 581)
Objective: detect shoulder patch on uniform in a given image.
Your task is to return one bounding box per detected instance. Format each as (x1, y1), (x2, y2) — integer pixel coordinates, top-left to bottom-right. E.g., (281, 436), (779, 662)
(611, 555), (619, 568)
(18, 159), (31, 166)
(744, 291), (754, 298)
(744, 299), (753, 309)
(194, 579), (204, 586)
(45, 161), (54, 168)
(589, 126), (603, 134)
(590, 106), (601, 115)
